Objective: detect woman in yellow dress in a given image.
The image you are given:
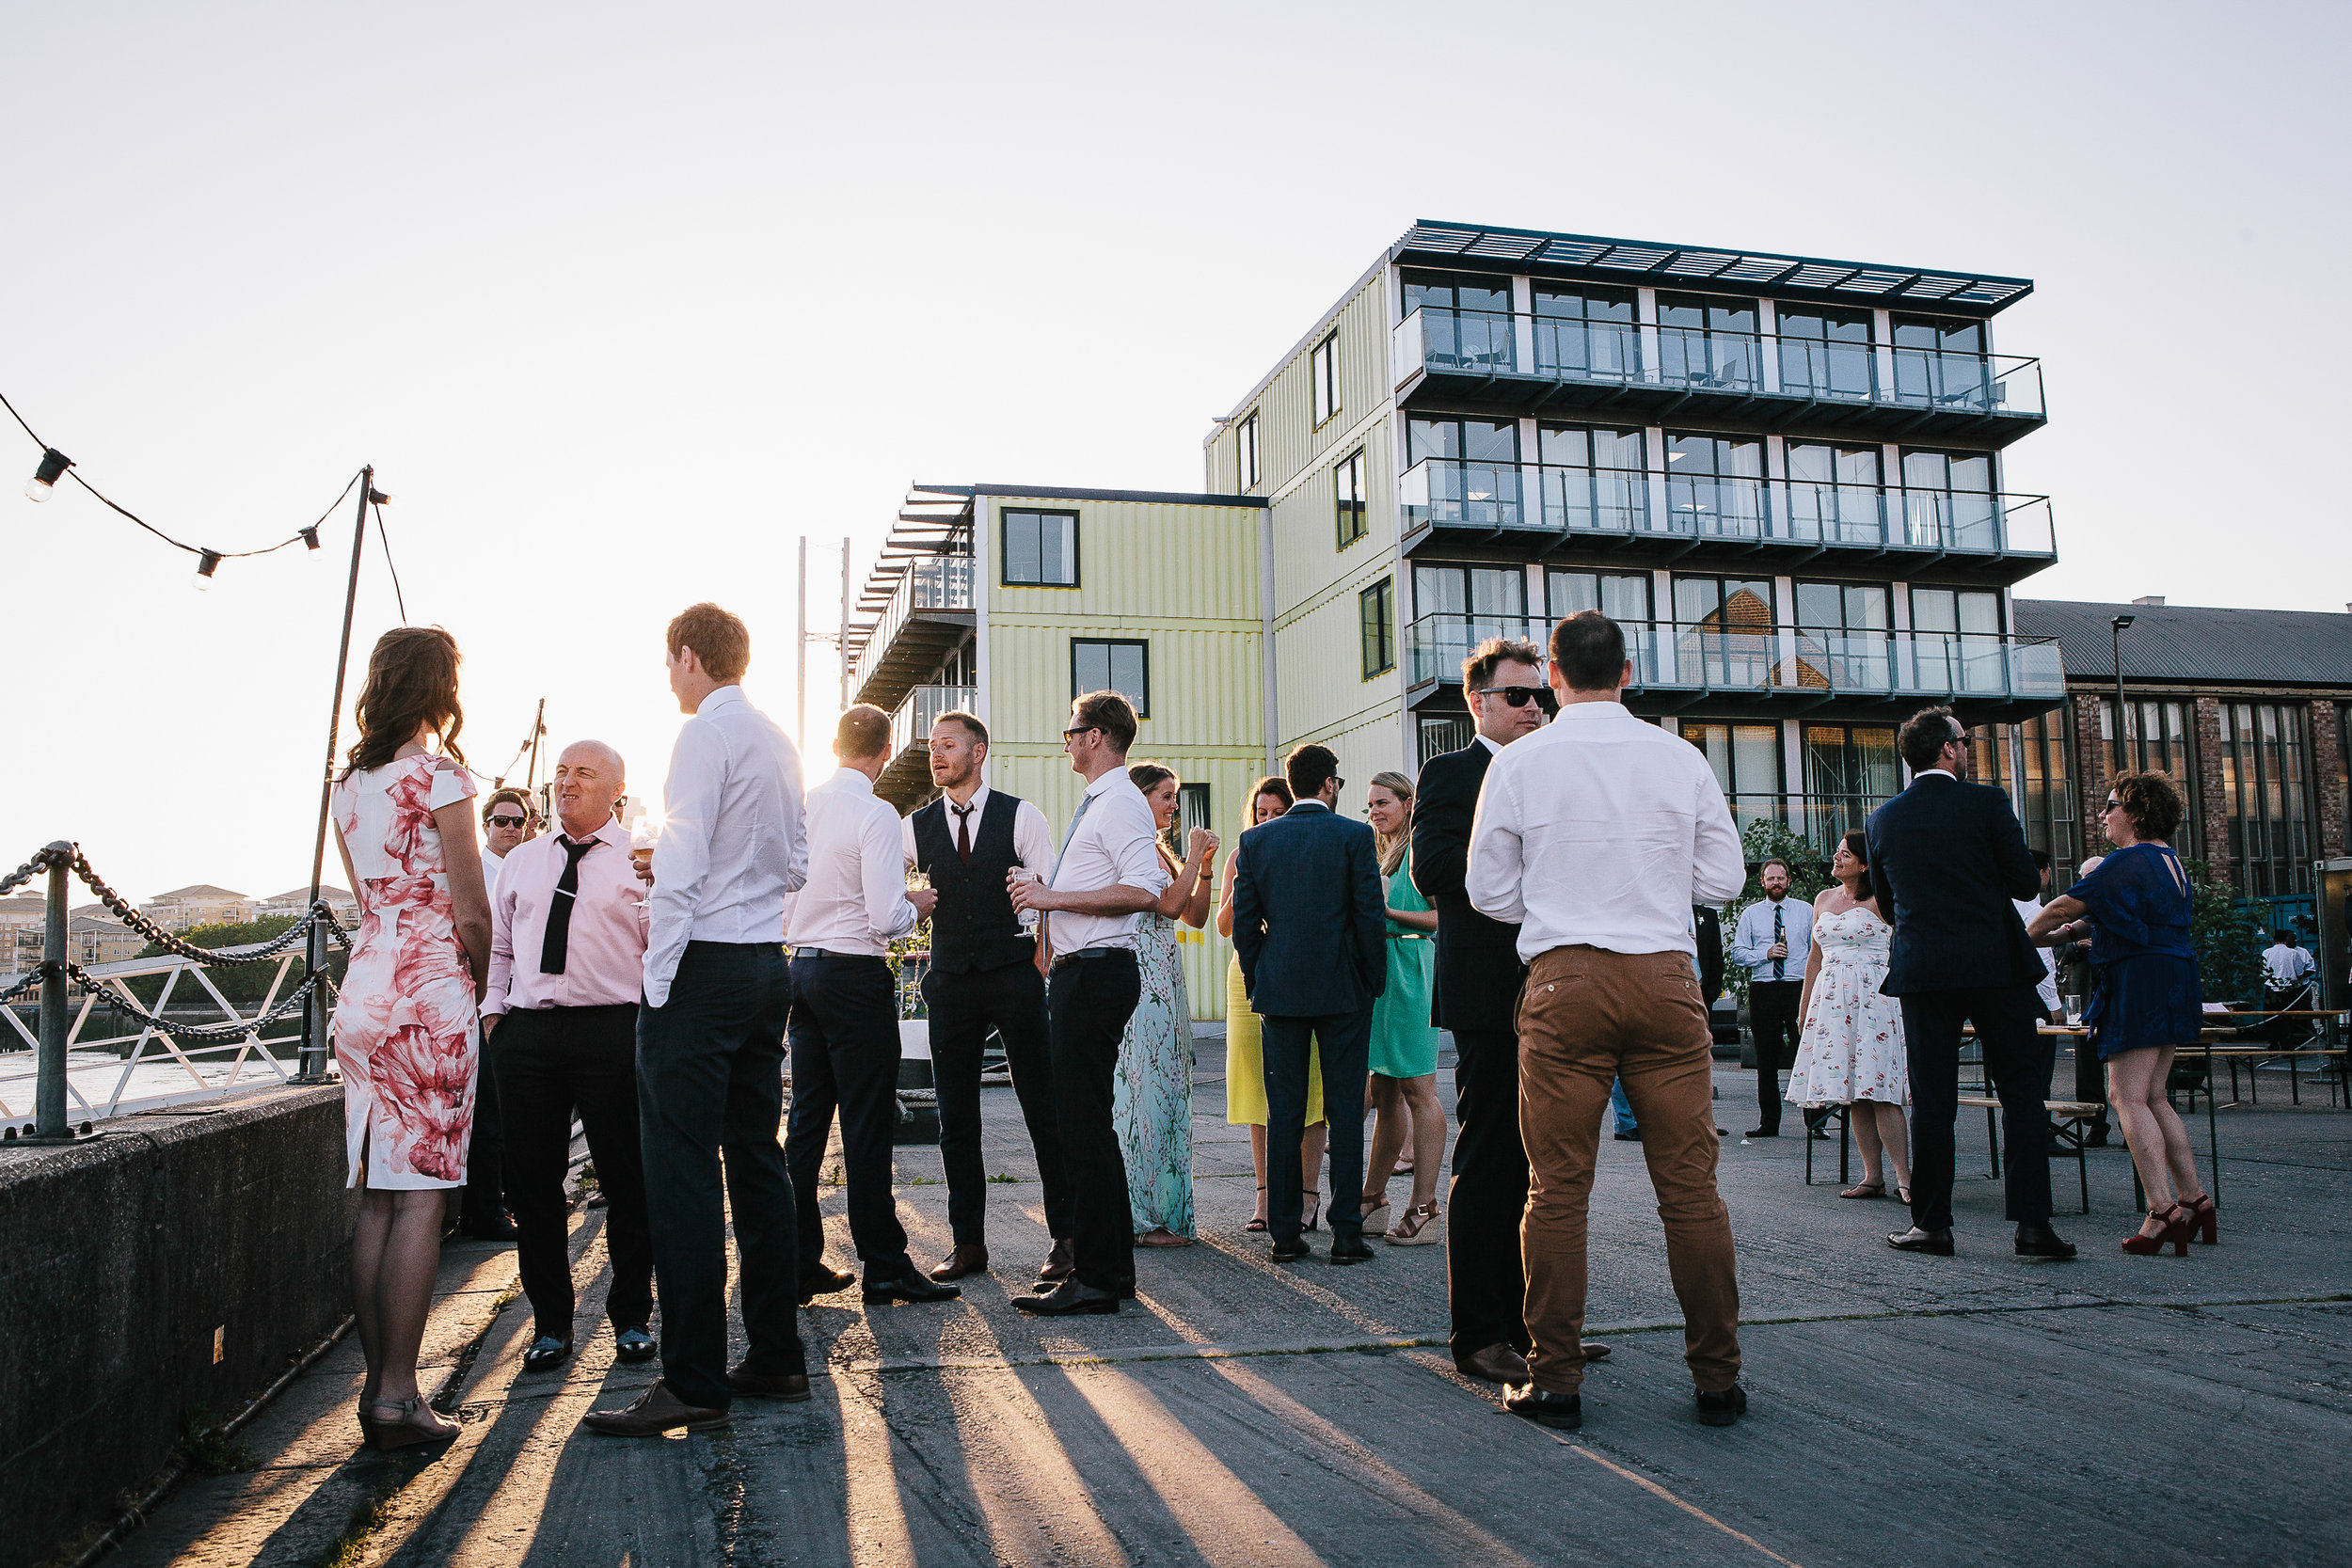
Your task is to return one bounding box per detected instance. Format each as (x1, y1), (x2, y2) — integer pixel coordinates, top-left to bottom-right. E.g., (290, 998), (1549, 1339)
(1218, 774), (1326, 1231)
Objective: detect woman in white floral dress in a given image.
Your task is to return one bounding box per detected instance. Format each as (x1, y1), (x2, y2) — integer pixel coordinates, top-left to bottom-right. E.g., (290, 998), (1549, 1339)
(1788, 829), (1911, 1203)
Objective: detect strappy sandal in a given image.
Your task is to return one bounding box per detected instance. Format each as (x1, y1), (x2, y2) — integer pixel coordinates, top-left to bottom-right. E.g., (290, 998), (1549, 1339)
(1360, 1195), (1391, 1236)
(1838, 1181), (1886, 1200)
(1386, 1201), (1443, 1246)
(368, 1394), (460, 1450)
(1245, 1185), (1268, 1233)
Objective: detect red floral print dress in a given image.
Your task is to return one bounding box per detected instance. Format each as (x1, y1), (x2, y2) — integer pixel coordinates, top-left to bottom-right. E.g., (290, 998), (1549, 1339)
(330, 753), (481, 1188)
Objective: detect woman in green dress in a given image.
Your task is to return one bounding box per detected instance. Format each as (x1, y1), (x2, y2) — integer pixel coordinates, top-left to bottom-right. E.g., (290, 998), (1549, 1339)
(1115, 764), (1218, 1246)
(1361, 770), (1444, 1245)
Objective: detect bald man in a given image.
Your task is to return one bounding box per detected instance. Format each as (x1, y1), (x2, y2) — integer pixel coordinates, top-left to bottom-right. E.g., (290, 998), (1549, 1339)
(484, 740), (660, 1372)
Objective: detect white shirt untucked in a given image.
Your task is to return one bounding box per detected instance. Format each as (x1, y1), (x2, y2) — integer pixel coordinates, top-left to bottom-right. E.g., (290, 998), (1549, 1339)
(1468, 701), (1747, 963)
(1046, 768), (1170, 954)
(788, 768), (921, 956)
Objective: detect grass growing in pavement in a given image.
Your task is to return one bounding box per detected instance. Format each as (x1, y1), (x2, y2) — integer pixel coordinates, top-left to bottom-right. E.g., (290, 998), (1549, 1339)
(173, 1409), (252, 1476)
(322, 1481), (399, 1568)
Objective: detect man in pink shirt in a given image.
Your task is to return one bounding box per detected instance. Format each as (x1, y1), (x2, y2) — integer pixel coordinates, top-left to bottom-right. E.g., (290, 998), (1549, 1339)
(484, 738), (657, 1373)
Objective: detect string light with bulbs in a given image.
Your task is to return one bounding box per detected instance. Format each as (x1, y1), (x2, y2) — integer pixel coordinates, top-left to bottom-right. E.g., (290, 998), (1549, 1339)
(4, 388), (384, 592)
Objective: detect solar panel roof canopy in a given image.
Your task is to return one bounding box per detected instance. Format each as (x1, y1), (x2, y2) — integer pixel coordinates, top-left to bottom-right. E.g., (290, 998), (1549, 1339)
(1394, 221), (2035, 317)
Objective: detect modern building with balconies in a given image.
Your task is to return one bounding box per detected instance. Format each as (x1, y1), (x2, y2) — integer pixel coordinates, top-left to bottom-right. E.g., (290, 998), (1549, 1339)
(1201, 218), (2066, 854)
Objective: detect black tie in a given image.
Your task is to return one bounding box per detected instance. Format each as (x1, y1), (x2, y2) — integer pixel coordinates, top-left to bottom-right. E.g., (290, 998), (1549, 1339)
(952, 802), (975, 867)
(539, 835), (599, 975)
(1772, 903), (1786, 982)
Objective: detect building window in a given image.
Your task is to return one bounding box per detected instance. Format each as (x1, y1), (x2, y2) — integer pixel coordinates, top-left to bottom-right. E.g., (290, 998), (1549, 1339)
(1175, 783), (1213, 856)
(1910, 586), (2004, 694)
(1665, 431), (1767, 539)
(1400, 269), (1515, 372)
(1892, 314), (1991, 408)
(1657, 293), (1761, 392)
(1072, 638), (1149, 717)
(1311, 332), (1339, 426)
(1900, 449), (1998, 551)
(1406, 416), (1521, 529)
(1237, 413), (1260, 488)
(1776, 307), (1877, 402)
(2098, 697), (2199, 860)
(1804, 723), (1902, 852)
(1335, 450), (1367, 548)
(1786, 441), (1884, 545)
(1794, 580), (1892, 690)
(1546, 568), (1650, 622)
(1537, 423), (1647, 534)
(2221, 702), (2313, 897)
(1975, 715), (2076, 889)
(1687, 721), (1785, 838)
(1532, 285), (1639, 379)
(1674, 576), (1779, 689)
(1360, 578), (1396, 679)
(1002, 509), (1078, 587)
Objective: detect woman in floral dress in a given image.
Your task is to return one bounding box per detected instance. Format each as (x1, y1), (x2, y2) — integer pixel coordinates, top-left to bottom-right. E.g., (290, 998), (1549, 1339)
(329, 626), (493, 1449)
(1114, 765), (1218, 1245)
(1788, 829), (1911, 1203)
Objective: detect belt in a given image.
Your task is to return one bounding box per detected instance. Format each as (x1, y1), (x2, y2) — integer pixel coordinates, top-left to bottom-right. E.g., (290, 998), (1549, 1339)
(1050, 946), (1126, 971)
(791, 946), (883, 961)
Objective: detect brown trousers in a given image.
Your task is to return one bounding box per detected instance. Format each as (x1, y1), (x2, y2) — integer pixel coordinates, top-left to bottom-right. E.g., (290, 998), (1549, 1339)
(1518, 945), (1741, 1395)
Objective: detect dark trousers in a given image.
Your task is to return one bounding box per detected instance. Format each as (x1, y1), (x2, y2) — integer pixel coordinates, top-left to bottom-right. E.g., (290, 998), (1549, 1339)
(1747, 979), (1808, 1133)
(493, 1004), (653, 1340)
(1899, 984), (2055, 1231)
(1046, 949), (1142, 1291)
(1263, 1006), (1373, 1245)
(926, 958), (1072, 1248)
(1448, 1024), (1528, 1362)
(461, 1033), (506, 1226)
(636, 942), (803, 1410)
(785, 954), (912, 1280)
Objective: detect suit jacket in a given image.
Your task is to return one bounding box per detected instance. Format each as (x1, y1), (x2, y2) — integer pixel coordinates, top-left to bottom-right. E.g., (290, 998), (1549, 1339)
(1232, 800), (1387, 1018)
(1866, 773), (2045, 997)
(1694, 903), (1725, 1005)
(1410, 742), (1526, 1034)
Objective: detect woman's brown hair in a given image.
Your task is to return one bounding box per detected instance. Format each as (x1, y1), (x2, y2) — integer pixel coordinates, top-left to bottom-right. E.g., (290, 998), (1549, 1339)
(2110, 769), (2185, 843)
(1245, 774), (1294, 831)
(342, 626), (466, 778)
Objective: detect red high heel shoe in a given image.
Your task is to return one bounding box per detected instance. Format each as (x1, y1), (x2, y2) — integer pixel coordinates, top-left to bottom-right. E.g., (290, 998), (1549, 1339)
(2178, 1192), (2217, 1244)
(2121, 1204), (2190, 1258)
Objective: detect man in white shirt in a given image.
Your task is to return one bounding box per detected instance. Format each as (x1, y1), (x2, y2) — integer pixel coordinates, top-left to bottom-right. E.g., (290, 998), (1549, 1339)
(782, 705), (954, 1307)
(1470, 610), (1750, 1434)
(1729, 859), (1819, 1139)
(479, 788), (538, 891)
(2013, 850), (2063, 1024)
(587, 604), (809, 1439)
(901, 710), (1072, 1286)
(2263, 928), (2317, 1047)
(461, 786), (538, 1241)
(1007, 689), (1170, 1316)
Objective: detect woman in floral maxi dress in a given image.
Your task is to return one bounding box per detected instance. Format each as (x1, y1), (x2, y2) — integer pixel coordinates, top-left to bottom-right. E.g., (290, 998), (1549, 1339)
(329, 627), (492, 1449)
(1114, 765), (1218, 1245)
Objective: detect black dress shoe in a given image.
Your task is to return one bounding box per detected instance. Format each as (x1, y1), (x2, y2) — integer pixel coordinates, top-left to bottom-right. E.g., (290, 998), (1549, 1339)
(930, 1244), (990, 1282)
(1887, 1226), (1955, 1255)
(1502, 1383), (1582, 1431)
(1270, 1236), (1311, 1262)
(2084, 1123), (2112, 1148)
(1009, 1278), (1120, 1316)
(2013, 1223), (2079, 1260)
(521, 1335), (571, 1371)
(1035, 1238), (1076, 1282)
(864, 1268), (962, 1304)
(1613, 1129), (1642, 1142)
(462, 1212), (518, 1243)
(1328, 1233), (1375, 1265)
(727, 1362), (812, 1402)
(1744, 1127), (1779, 1139)
(613, 1326), (658, 1363)
(1696, 1384), (1748, 1427)
(798, 1265), (856, 1307)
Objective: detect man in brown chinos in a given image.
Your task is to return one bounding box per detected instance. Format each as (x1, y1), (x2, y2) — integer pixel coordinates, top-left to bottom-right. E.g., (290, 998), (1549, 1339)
(1468, 610), (1751, 1433)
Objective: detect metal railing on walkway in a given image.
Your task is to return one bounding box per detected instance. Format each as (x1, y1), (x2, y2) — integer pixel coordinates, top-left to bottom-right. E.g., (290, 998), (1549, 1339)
(0, 842), (348, 1141)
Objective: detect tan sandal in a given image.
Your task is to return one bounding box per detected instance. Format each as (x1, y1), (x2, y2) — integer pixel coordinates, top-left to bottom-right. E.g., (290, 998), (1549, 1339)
(368, 1394), (460, 1449)
(1838, 1181), (1886, 1200)
(1359, 1196), (1391, 1236)
(1386, 1201), (1443, 1246)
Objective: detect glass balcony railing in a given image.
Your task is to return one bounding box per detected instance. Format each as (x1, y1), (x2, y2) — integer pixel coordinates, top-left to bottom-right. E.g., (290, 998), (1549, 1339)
(1402, 613), (2065, 702)
(1400, 459), (2052, 557)
(1391, 306), (2046, 422)
(853, 552), (975, 687)
(889, 684), (978, 757)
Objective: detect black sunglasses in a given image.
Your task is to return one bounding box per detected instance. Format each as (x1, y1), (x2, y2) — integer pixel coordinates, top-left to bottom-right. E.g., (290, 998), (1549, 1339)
(486, 814), (527, 829)
(1061, 724), (1100, 739)
(1477, 684), (1558, 714)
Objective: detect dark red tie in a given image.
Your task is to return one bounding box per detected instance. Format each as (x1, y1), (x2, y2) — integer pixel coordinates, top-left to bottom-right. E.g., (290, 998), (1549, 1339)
(952, 803), (974, 867)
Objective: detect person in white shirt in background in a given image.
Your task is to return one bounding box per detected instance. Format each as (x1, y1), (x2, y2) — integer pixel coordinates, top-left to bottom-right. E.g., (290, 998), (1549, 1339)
(461, 785), (539, 1242)
(1006, 689), (1170, 1317)
(2261, 927), (2317, 1048)
(586, 603), (809, 1439)
(1469, 610), (1750, 1435)
(479, 788), (538, 891)
(782, 705), (957, 1307)
(2014, 849), (2064, 1024)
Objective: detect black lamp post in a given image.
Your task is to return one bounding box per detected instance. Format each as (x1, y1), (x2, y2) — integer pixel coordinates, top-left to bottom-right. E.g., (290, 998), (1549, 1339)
(2110, 613), (2136, 775)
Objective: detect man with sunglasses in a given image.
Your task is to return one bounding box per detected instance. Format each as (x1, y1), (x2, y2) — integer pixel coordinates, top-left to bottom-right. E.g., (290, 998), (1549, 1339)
(481, 788), (540, 890)
(1867, 706), (2074, 1262)
(460, 786), (540, 1242)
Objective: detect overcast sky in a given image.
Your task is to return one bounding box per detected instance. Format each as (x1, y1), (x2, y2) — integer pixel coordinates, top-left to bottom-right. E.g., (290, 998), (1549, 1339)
(3, 1), (2344, 903)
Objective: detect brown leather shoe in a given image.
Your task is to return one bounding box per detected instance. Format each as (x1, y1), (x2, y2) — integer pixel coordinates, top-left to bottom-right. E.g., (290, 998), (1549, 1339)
(582, 1381), (730, 1437)
(930, 1244), (990, 1282)
(1456, 1343), (1531, 1384)
(726, 1364), (812, 1402)
(1035, 1238), (1075, 1282)
(1581, 1340), (1613, 1362)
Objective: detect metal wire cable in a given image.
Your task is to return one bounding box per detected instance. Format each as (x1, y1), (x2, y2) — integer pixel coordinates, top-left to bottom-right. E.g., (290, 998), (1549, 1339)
(372, 497), (406, 622)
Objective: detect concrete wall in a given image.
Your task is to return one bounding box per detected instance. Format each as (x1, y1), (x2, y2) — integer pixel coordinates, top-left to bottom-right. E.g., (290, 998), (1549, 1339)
(0, 1087), (355, 1568)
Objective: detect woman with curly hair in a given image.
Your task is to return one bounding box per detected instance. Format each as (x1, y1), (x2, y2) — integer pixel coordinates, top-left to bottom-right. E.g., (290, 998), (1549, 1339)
(329, 626), (493, 1447)
(2028, 770), (2212, 1256)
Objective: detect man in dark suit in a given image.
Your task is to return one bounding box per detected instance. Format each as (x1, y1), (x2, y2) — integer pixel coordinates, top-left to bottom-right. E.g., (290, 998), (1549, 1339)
(1867, 705), (2075, 1260)
(1232, 743), (1388, 1265)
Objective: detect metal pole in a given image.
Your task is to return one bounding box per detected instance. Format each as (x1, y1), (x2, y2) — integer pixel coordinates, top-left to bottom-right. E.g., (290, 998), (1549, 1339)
(2112, 623), (2128, 776)
(526, 697), (546, 788)
(28, 845), (72, 1142)
(296, 466), (373, 1085)
(797, 535), (808, 755)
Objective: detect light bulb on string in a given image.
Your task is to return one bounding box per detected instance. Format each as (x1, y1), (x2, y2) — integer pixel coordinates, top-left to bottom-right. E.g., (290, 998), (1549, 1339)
(193, 550), (221, 591)
(25, 448), (71, 501)
(300, 527), (321, 552)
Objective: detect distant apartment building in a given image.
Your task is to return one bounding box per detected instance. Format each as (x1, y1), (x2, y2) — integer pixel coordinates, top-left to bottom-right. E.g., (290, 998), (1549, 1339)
(70, 916), (142, 967)
(140, 885), (258, 932)
(257, 885), (361, 926)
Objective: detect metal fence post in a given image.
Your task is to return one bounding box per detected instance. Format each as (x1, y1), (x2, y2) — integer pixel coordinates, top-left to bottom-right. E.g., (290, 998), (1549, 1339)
(294, 915), (331, 1084)
(29, 842), (73, 1143)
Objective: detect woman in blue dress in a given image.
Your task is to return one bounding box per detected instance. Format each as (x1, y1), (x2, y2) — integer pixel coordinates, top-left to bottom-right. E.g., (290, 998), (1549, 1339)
(1115, 764), (1218, 1246)
(2028, 770), (2213, 1256)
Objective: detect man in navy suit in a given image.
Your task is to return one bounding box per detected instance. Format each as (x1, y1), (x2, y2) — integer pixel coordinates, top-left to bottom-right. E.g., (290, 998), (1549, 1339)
(1232, 743), (1388, 1265)
(1867, 705), (2075, 1261)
